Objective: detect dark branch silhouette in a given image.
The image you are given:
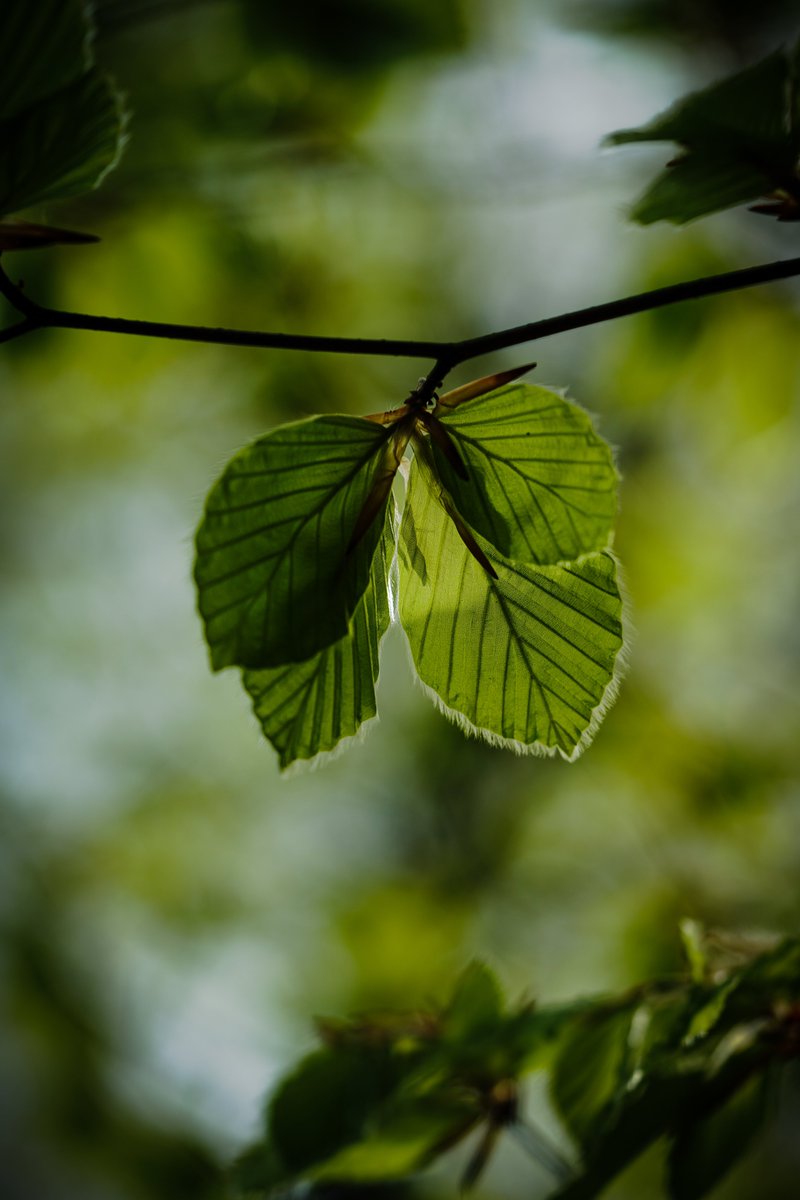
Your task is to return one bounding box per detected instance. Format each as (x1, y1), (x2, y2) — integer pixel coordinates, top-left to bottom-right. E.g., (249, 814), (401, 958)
(2, 255), (799, 383)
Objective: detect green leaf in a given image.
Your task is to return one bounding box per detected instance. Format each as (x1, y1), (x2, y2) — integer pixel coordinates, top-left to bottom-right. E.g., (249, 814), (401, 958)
(242, 508), (395, 770)
(309, 1098), (476, 1183)
(725, 936), (800, 1020)
(0, 71), (126, 217)
(550, 1075), (695, 1200)
(0, 0), (126, 218)
(229, 1139), (287, 1197)
(667, 1072), (770, 1200)
(608, 51), (793, 158)
(550, 977), (778, 1200)
(512, 1001), (598, 1074)
(628, 154), (774, 226)
(262, 1040), (478, 1189)
(398, 463), (624, 760)
(442, 961), (504, 1043)
(268, 1045), (402, 1177)
(0, 0), (90, 122)
(194, 415), (393, 671)
(550, 1005), (637, 1151)
(629, 987), (695, 1073)
(433, 382), (618, 564)
(607, 47), (800, 225)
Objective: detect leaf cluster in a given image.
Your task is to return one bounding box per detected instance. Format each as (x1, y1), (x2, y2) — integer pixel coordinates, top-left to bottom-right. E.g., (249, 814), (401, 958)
(193, 368), (625, 769)
(608, 41), (800, 223)
(231, 927), (800, 1200)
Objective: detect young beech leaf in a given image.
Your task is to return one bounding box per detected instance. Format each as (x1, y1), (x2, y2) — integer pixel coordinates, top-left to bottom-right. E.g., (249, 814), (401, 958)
(607, 47), (800, 225)
(430, 382), (618, 565)
(0, 1), (126, 218)
(412, 439), (498, 579)
(242, 509), (395, 770)
(398, 463), (624, 760)
(195, 415), (392, 671)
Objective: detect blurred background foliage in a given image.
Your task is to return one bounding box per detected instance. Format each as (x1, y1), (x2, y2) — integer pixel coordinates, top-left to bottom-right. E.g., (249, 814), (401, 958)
(1, 1), (799, 1197)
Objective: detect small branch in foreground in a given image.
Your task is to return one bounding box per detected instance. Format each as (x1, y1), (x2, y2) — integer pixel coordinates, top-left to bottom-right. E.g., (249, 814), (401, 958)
(1, 255), (799, 378)
(0, 264), (450, 360)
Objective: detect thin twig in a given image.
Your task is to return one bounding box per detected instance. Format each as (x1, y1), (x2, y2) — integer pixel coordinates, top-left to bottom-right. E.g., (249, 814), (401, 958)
(0, 260), (451, 361)
(1, 255), (799, 376)
(454, 254), (800, 363)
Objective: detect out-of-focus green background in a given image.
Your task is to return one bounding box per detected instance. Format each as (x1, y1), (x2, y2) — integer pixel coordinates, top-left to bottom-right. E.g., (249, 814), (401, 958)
(1, 1), (799, 1197)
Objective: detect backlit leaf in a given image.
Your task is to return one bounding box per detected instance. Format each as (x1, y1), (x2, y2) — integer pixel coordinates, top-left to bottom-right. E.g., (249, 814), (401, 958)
(195, 415), (392, 671)
(242, 509), (395, 770)
(398, 463), (624, 760)
(431, 383), (618, 564)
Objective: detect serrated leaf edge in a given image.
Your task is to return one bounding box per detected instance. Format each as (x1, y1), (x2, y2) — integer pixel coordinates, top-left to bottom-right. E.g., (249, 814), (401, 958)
(399, 549), (632, 763)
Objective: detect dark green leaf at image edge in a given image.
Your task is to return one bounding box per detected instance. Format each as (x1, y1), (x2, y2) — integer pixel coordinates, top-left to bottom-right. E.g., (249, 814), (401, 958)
(0, 0), (127, 223)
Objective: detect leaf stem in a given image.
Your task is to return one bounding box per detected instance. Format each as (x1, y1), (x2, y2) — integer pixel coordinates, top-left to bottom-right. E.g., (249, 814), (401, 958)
(1, 254), (799, 375)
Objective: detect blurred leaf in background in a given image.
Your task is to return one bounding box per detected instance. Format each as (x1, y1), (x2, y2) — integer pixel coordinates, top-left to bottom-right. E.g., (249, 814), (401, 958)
(606, 44), (800, 223)
(231, 939), (800, 1198)
(562, 0), (799, 61)
(0, 0), (126, 247)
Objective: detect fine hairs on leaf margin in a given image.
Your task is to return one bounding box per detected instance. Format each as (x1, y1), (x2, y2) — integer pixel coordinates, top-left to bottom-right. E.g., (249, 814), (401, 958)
(400, 548), (632, 763)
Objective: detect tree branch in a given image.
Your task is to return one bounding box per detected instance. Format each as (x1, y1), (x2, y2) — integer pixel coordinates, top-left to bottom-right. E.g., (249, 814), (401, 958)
(0, 262), (450, 360)
(1, 255), (799, 376)
(453, 255), (800, 364)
